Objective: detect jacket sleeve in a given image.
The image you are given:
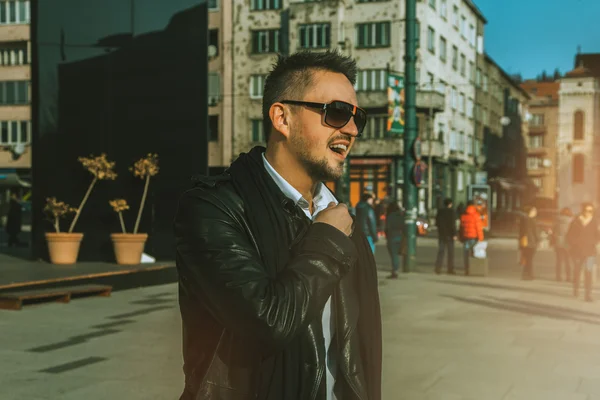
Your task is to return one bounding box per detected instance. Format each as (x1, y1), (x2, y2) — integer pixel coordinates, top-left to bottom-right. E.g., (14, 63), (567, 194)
(368, 207), (378, 240)
(174, 190), (357, 354)
(476, 215), (484, 241)
(450, 210), (457, 236)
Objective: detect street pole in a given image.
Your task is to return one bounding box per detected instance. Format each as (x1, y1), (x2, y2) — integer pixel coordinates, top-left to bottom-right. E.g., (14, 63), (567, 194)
(403, 0), (418, 272)
(427, 77), (434, 219)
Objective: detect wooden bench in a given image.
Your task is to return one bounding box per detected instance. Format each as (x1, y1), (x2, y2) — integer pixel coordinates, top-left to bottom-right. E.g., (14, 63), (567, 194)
(0, 284), (112, 311)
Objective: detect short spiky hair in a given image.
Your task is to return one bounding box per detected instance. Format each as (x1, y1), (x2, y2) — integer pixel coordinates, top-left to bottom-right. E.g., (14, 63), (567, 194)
(262, 50), (357, 142)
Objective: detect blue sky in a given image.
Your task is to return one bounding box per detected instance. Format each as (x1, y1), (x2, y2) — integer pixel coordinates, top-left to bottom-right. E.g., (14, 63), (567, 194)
(474, 0), (600, 79)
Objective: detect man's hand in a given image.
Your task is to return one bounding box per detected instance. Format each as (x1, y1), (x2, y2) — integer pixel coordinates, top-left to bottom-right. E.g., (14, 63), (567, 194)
(314, 202), (353, 236)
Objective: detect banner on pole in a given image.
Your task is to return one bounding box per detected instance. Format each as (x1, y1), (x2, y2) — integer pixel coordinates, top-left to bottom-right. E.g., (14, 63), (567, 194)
(387, 73), (405, 136)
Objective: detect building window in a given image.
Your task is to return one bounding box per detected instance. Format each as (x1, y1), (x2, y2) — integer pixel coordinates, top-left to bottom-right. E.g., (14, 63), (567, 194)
(251, 119), (265, 142)
(0, 81), (28, 105)
(299, 24), (330, 49)
(356, 22), (390, 48)
(469, 24), (475, 46)
(467, 98), (474, 119)
(469, 61), (474, 82)
(527, 156), (543, 169)
(209, 115), (219, 142)
(573, 154), (584, 183)
(529, 135), (544, 148)
(358, 0), (391, 2)
(0, 120), (29, 145)
(252, 29), (280, 53)
(208, 72), (220, 106)
(532, 178), (543, 189)
(0, 0), (29, 24)
(450, 130), (458, 151)
(439, 36), (447, 62)
(457, 170), (464, 191)
(530, 113), (544, 126)
(451, 86), (457, 110)
(0, 46), (28, 65)
(440, 0), (447, 19)
(365, 114), (387, 139)
(415, 20), (420, 49)
(437, 80), (446, 95)
(208, 0), (218, 10)
(451, 45), (458, 70)
(482, 108), (488, 124)
(251, 0), (281, 10)
(355, 69), (387, 91)
(459, 92), (465, 114)
(476, 68), (481, 87)
(459, 131), (465, 153)
(250, 75), (266, 99)
(460, 53), (466, 77)
(460, 15), (466, 38)
(209, 30), (219, 57)
(427, 27), (435, 53)
(429, 0), (436, 9)
(574, 110), (584, 140)
(452, 5), (458, 28)
(483, 74), (488, 92)
(425, 72), (434, 90)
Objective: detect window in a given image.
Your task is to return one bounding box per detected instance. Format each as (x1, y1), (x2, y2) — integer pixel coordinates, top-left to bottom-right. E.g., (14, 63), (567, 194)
(208, 0), (218, 10)
(467, 135), (473, 155)
(440, 0), (447, 19)
(415, 20), (420, 49)
(483, 74), (488, 92)
(356, 22), (390, 48)
(460, 54), (466, 77)
(365, 115), (388, 139)
(532, 178), (543, 189)
(458, 92), (465, 114)
(429, 0), (436, 9)
(209, 115), (219, 142)
(573, 154), (584, 183)
(530, 113), (544, 126)
(299, 24), (330, 49)
(437, 80), (446, 95)
(527, 156), (543, 169)
(209, 30), (219, 57)
(469, 61), (474, 82)
(439, 36), (447, 62)
(250, 75), (266, 99)
(529, 135), (544, 148)
(0, 81), (28, 104)
(482, 108), (488, 124)
(427, 27), (435, 53)
(252, 29), (280, 53)
(0, 0), (29, 24)
(251, 119), (265, 142)
(425, 72), (434, 90)
(452, 6), (458, 28)
(451, 45), (458, 70)
(574, 110), (585, 140)
(469, 24), (475, 46)
(457, 170), (464, 190)
(251, 0), (281, 10)
(0, 119), (30, 145)
(355, 69), (386, 91)
(460, 15), (466, 38)
(467, 98), (474, 119)
(0, 46), (28, 65)
(438, 122), (445, 142)
(208, 72), (220, 105)
(451, 86), (457, 110)
(476, 68), (481, 87)
(450, 130), (458, 151)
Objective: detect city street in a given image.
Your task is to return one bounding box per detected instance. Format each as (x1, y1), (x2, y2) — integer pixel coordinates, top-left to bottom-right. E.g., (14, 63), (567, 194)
(3, 238), (600, 399)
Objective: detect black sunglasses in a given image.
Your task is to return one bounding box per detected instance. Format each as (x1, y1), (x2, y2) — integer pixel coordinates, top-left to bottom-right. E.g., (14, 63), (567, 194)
(281, 100), (367, 137)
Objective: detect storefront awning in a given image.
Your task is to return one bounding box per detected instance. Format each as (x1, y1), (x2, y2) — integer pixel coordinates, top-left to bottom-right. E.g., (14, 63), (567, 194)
(0, 171), (31, 188)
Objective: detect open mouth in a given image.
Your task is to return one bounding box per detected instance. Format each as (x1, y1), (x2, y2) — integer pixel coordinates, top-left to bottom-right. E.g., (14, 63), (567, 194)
(329, 143), (348, 158)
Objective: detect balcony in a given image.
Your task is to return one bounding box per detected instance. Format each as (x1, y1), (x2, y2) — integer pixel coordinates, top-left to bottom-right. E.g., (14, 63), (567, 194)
(416, 90), (445, 113)
(0, 25), (29, 42)
(527, 146), (549, 155)
(529, 125), (546, 135)
(421, 140), (445, 158)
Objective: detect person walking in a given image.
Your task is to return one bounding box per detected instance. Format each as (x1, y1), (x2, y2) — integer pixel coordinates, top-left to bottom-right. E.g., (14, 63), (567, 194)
(385, 201), (404, 279)
(553, 207), (573, 282)
(174, 50), (381, 400)
(435, 198), (456, 274)
(566, 203), (600, 302)
(5, 192), (22, 248)
(459, 201), (484, 276)
(355, 192), (379, 254)
(518, 206), (539, 280)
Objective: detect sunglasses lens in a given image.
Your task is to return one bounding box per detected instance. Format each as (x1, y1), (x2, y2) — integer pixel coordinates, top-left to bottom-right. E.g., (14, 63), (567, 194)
(325, 101), (367, 134)
(355, 109), (367, 133)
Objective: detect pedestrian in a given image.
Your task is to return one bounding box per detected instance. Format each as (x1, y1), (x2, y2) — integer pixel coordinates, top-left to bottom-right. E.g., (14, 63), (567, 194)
(456, 202), (466, 217)
(553, 207), (573, 282)
(385, 201), (403, 279)
(435, 198), (457, 274)
(518, 205), (539, 280)
(566, 203), (600, 302)
(174, 50), (382, 400)
(459, 201), (484, 276)
(5, 191), (22, 248)
(355, 192), (379, 254)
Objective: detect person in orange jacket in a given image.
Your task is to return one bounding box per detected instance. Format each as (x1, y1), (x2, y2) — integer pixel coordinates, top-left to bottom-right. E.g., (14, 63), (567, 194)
(459, 201), (484, 275)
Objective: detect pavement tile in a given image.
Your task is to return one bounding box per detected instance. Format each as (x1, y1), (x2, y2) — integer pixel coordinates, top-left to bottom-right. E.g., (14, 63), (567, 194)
(503, 388), (588, 400)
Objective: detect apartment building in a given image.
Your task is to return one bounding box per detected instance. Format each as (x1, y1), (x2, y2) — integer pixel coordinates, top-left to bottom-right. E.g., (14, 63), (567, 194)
(0, 0), (31, 195)
(520, 80), (559, 206)
(228, 0), (485, 209)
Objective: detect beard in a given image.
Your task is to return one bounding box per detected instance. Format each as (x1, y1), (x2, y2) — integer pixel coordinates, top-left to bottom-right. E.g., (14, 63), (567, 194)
(290, 127), (345, 182)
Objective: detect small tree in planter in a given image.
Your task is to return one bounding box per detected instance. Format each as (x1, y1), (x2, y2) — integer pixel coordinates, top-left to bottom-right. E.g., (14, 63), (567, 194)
(110, 154), (159, 265)
(43, 197), (79, 264)
(45, 153), (117, 265)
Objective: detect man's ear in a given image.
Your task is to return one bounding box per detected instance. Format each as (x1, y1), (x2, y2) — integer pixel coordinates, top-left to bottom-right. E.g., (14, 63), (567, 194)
(269, 102), (291, 139)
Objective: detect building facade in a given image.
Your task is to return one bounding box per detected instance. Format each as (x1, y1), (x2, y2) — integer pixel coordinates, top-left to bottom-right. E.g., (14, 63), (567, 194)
(228, 0), (485, 211)
(520, 80), (559, 206)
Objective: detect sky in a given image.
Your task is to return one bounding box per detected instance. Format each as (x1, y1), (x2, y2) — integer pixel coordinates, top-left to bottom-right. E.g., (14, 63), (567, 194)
(473, 0), (600, 80)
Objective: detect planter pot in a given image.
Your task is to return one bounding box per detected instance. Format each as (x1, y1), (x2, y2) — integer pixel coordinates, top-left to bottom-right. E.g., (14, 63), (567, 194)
(45, 232), (84, 265)
(110, 233), (148, 265)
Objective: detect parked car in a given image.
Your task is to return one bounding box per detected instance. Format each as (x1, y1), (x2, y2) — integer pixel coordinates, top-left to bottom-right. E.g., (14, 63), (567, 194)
(416, 216), (429, 236)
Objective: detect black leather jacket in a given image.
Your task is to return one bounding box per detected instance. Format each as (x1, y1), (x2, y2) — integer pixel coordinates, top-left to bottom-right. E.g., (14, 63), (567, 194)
(174, 174), (374, 400)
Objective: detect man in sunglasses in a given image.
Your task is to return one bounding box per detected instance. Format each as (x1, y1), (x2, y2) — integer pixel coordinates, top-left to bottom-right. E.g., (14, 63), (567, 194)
(175, 50), (382, 400)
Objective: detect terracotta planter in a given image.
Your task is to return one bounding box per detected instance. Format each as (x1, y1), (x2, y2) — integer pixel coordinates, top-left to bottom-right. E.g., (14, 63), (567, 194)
(110, 233), (148, 265)
(45, 232), (84, 265)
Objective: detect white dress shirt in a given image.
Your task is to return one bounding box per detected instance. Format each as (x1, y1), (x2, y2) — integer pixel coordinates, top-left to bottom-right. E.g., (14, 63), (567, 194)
(262, 153), (338, 400)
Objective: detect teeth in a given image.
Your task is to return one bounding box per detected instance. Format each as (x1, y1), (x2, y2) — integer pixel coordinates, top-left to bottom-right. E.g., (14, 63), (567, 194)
(329, 144), (348, 152)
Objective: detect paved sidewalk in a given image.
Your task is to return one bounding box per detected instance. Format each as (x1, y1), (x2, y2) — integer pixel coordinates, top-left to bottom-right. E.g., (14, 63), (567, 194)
(3, 256), (600, 399)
